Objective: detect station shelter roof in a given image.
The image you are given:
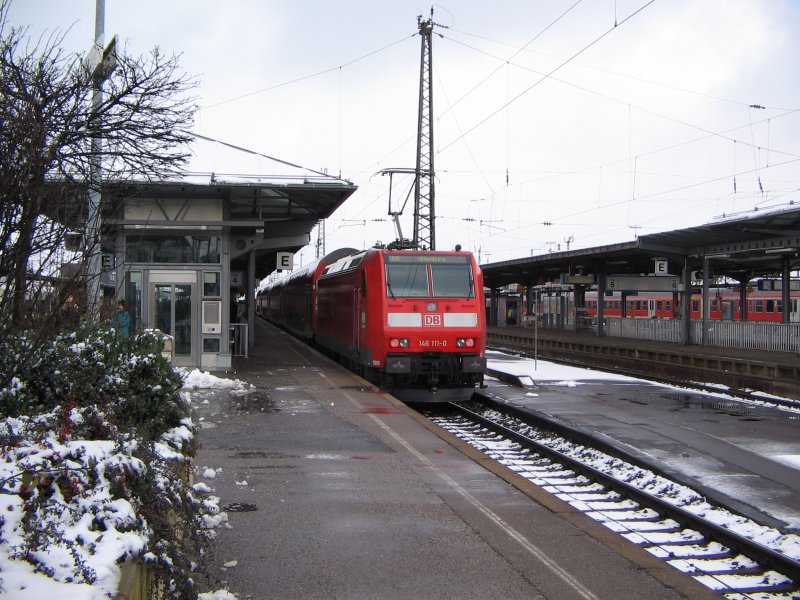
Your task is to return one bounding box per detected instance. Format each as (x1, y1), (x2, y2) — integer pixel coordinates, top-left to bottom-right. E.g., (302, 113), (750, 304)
(481, 205), (800, 290)
(46, 176), (358, 280)
(110, 178), (356, 278)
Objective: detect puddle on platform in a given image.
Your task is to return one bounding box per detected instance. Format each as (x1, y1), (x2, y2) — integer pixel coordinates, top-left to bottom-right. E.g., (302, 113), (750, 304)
(363, 406), (402, 415)
(230, 450), (287, 459)
(224, 502), (258, 513)
(228, 390), (280, 414)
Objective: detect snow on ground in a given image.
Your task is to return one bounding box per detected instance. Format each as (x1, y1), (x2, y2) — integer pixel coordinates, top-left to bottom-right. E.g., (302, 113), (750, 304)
(199, 590), (238, 600)
(179, 368), (251, 391)
(486, 350), (648, 385)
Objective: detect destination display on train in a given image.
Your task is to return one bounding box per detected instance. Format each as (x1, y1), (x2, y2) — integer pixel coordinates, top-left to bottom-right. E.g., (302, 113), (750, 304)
(385, 254), (469, 264)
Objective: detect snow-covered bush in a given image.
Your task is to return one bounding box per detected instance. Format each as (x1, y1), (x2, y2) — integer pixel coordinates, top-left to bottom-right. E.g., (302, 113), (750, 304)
(0, 325), (187, 440)
(0, 324), (213, 598)
(0, 405), (215, 598)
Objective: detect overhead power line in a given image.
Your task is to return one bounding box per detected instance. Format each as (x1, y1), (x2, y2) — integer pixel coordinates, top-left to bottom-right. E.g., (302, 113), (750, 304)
(437, 0), (657, 155)
(187, 130), (353, 183)
(199, 34), (415, 111)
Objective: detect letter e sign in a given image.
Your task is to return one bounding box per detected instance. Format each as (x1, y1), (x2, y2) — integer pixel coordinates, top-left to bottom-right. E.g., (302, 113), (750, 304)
(277, 252), (294, 270)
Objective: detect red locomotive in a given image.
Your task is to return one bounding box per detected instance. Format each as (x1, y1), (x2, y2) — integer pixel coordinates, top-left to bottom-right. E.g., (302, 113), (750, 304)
(258, 247), (487, 396)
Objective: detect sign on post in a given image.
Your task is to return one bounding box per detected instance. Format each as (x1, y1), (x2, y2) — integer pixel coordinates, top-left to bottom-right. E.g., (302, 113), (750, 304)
(276, 252), (294, 271)
(606, 276), (684, 292)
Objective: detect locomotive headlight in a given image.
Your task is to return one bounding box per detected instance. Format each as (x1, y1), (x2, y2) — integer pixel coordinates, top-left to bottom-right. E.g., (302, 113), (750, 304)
(390, 338), (409, 348)
(456, 338), (475, 348)
(426, 302), (437, 312)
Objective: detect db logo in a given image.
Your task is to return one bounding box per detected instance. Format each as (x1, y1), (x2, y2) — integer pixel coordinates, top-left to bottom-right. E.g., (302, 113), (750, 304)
(423, 313), (443, 326)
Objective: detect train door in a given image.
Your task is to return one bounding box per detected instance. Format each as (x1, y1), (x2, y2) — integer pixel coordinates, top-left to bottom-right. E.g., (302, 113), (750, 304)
(149, 272), (196, 367)
(721, 300), (734, 320)
(355, 270), (366, 351)
(646, 299), (656, 318)
(791, 297), (799, 322)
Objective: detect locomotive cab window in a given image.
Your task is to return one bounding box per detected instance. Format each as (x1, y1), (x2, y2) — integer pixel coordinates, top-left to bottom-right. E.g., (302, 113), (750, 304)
(386, 263), (429, 297)
(431, 263), (474, 298)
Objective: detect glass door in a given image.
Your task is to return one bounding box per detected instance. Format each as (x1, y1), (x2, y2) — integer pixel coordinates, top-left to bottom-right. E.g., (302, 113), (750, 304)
(153, 282), (195, 365)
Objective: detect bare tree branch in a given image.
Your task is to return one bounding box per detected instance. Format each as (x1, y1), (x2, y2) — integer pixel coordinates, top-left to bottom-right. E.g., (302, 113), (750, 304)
(0, 1), (198, 339)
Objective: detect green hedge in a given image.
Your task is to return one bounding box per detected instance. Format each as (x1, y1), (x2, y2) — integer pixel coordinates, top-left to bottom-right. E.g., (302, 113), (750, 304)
(0, 325), (187, 440)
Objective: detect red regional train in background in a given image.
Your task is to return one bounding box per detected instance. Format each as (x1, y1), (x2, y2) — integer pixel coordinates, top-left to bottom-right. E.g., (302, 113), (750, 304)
(257, 247), (487, 397)
(581, 288), (800, 321)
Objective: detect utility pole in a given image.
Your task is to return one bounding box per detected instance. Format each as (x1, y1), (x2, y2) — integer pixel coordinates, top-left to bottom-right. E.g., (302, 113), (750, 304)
(315, 220), (326, 259)
(413, 9), (444, 251)
(86, 0), (117, 316)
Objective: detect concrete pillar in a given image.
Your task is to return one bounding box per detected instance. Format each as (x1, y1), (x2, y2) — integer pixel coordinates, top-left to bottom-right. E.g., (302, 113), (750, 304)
(597, 273), (606, 338)
(782, 256), (791, 323)
(681, 259), (691, 345)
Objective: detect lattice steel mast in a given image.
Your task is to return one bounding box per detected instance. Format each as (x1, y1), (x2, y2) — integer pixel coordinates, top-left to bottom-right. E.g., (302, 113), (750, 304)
(413, 9), (442, 251)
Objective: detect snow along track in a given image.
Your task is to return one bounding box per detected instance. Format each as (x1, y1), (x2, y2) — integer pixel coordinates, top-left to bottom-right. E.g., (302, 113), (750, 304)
(423, 400), (800, 599)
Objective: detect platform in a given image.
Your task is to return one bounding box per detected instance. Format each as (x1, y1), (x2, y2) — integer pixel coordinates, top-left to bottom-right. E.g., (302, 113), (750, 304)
(488, 325), (800, 400)
(484, 350), (800, 533)
(192, 319), (717, 599)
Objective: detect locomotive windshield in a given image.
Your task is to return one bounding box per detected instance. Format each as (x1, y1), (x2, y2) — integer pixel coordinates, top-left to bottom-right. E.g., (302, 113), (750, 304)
(385, 254), (474, 298)
(431, 263), (474, 298)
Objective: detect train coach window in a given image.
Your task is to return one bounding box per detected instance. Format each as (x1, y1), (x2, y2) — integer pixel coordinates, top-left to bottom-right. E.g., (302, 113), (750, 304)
(431, 264), (474, 298)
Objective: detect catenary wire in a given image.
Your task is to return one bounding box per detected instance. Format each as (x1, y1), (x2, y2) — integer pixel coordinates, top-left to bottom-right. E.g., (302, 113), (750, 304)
(199, 34), (416, 111)
(436, 0), (658, 155)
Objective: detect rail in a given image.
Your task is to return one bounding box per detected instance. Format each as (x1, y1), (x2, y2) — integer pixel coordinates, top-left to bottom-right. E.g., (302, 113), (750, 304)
(438, 399), (800, 588)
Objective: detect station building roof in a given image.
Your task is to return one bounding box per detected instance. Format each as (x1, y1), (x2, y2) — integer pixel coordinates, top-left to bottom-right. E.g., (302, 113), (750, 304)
(109, 177), (358, 279)
(45, 175), (357, 280)
(481, 205), (800, 289)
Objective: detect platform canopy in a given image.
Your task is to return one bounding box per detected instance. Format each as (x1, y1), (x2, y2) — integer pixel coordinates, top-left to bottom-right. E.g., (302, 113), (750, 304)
(482, 205), (800, 289)
(43, 176), (358, 280)
(113, 178), (356, 278)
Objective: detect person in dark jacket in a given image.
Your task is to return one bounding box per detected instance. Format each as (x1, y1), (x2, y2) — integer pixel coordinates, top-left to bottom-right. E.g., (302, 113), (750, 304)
(112, 299), (131, 339)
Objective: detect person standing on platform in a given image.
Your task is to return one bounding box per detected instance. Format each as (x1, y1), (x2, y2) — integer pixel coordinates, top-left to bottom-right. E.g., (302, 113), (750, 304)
(112, 299), (131, 339)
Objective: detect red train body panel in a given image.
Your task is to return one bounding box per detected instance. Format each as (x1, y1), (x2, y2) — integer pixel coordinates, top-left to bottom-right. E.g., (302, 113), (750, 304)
(258, 247), (487, 393)
(580, 289), (800, 322)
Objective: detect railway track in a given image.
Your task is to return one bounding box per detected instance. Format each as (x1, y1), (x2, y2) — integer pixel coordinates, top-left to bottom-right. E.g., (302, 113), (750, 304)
(422, 398), (800, 599)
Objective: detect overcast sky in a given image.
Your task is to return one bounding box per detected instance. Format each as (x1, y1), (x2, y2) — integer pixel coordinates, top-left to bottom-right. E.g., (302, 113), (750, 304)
(7, 0), (800, 266)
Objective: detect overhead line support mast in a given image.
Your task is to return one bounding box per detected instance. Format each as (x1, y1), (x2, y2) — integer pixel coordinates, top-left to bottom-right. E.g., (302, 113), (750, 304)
(414, 9), (444, 251)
